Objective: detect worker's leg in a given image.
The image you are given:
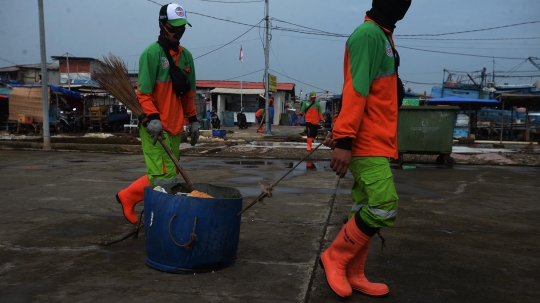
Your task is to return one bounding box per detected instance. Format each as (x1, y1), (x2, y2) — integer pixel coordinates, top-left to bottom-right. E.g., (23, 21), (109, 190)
(349, 157), (399, 228)
(116, 127), (180, 224)
(343, 157), (398, 295)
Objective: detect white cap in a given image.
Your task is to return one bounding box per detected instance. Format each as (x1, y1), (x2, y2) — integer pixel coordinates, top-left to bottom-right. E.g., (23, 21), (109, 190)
(159, 3), (192, 27)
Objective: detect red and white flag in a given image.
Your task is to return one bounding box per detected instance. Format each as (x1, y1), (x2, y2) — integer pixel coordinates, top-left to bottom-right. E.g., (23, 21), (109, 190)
(239, 45), (243, 62)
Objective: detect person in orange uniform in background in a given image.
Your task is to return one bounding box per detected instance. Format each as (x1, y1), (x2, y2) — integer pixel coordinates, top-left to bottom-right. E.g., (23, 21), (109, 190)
(255, 107), (265, 133)
(299, 92), (323, 151)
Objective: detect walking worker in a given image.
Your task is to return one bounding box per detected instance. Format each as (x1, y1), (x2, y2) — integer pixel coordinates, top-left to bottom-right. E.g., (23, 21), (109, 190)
(319, 0), (411, 298)
(116, 3), (199, 224)
(255, 107), (265, 133)
(299, 92), (323, 151)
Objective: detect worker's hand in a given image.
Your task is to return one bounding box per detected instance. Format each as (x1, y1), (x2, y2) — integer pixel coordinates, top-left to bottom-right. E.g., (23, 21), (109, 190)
(323, 132), (336, 149)
(330, 148), (351, 178)
(190, 121), (200, 146)
(146, 119), (162, 146)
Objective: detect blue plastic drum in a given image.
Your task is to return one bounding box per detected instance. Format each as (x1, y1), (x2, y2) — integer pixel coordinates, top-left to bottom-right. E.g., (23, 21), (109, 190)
(144, 183), (243, 273)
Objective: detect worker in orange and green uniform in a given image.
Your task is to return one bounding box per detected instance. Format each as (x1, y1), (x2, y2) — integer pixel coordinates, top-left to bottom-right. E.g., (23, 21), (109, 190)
(255, 107), (265, 133)
(116, 3), (199, 224)
(319, 0), (411, 299)
(299, 92), (323, 151)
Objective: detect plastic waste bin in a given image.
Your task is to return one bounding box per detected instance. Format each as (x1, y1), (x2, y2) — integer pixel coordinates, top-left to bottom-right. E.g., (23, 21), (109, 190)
(397, 106), (459, 167)
(144, 183), (243, 273)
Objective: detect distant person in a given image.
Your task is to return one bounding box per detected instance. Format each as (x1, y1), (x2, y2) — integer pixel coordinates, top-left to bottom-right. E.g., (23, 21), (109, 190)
(268, 96), (275, 134)
(116, 3), (199, 224)
(299, 92), (323, 151)
(320, 0), (411, 299)
(255, 107), (265, 133)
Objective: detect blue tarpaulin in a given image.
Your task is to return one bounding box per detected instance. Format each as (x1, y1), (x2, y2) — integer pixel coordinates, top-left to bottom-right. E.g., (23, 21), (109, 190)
(426, 96), (499, 104)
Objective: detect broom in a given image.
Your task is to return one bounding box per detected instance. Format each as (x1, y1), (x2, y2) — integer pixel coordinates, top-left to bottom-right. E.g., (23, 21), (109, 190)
(91, 53), (195, 192)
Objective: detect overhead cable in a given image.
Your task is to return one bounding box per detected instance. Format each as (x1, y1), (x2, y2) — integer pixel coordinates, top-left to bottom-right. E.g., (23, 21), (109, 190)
(194, 19), (264, 59)
(269, 69), (336, 94)
(397, 45), (526, 60)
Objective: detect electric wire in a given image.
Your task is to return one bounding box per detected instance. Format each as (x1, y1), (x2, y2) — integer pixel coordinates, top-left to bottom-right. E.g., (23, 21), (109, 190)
(198, 0), (263, 2)
(397, 45), (526, 60)
(224, 68), (264, 80)
(194, 19), (264, 60)
(269, 69), (335, 94)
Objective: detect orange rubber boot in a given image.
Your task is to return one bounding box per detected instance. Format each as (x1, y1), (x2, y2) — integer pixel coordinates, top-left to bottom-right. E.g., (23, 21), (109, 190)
(320, 218), (371, 298)
(346, 241), (389, 296)
(307, 137), (313, 151)
(116, 175), (150, 224)
(257, 124), (264, 133)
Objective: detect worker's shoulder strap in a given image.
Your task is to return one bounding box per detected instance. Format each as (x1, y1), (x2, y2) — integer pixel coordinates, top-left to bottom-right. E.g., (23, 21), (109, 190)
(305, 101), (316, 112)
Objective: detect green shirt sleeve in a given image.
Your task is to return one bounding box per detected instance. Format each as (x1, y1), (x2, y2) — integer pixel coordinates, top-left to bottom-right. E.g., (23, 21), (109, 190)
(346, 28), (385, 97)
(138, 45), (159, 94)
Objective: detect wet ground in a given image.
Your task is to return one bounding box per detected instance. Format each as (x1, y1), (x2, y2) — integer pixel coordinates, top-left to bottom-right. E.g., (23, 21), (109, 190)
(0, 150), (539, 302)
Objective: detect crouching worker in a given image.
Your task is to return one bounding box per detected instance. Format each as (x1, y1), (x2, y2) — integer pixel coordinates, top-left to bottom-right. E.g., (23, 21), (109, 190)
(319, 0), (411, 298)
(116, 3), (199, 224)
(255, 107), (265, 133)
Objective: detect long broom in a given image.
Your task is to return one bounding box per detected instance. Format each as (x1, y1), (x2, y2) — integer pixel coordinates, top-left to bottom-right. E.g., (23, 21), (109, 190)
(91, 53), (195, 192)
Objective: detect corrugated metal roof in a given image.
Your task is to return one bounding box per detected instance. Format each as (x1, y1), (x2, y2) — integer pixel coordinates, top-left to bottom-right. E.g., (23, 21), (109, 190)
(197, 80), (294, 91)
(210, 88), (265, 95)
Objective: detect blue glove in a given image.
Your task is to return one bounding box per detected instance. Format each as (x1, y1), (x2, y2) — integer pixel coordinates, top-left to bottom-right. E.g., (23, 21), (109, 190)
(190, 121), (200, 146)
(146, 119), (162, 145)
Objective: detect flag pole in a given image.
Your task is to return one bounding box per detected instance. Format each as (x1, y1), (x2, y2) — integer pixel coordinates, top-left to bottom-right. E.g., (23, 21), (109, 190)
(240, 45), (243, 109)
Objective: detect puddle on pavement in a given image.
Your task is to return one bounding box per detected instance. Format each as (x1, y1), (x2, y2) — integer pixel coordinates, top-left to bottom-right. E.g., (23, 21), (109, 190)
(3, 165), (59, 170)
(235, 186), (350, 197)
(122, 168), (147, 173)
(225, 160), (332, 172)
(65, 157), (108, 163)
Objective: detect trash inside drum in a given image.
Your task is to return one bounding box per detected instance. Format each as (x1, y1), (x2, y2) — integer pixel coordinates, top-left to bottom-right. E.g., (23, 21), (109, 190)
(144, 183), (243, 273)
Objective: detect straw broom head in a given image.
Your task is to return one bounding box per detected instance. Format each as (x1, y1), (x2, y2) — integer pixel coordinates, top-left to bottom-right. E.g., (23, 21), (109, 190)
(91, 53), (143, 117)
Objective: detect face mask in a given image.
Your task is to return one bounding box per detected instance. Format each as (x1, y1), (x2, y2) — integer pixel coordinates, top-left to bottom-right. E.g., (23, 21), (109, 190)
(160, 23), (186, 42)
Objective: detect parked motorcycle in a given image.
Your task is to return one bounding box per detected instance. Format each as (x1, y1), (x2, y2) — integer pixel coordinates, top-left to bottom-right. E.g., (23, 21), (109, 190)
(210, 111), (220, 129)
(237, 109), (248, 129)
(55, 108), (81, 133)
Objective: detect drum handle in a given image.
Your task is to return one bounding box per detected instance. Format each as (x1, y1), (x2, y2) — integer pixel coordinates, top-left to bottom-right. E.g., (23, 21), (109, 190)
(168, 215), (198, 251)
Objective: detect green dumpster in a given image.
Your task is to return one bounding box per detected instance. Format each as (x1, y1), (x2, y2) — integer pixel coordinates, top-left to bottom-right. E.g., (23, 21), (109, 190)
(280, 113), (289, 125)
(397, 106), (459, 166)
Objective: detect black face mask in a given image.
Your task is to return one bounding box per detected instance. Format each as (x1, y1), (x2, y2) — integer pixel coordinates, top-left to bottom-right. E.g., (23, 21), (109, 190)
(366, 0), (411, 32)
(158, 23), (185, 50)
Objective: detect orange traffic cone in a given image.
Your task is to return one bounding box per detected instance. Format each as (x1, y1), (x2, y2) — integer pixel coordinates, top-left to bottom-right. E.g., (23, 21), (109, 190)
(319, 218), (371, 298)
(116, 175), (150, 224)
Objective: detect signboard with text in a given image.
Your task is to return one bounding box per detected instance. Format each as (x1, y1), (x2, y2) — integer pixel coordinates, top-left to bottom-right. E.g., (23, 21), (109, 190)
(268, 73), (277, 92)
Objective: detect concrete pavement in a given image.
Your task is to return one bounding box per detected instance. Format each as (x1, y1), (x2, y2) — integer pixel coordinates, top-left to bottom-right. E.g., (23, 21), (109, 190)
(0, 150), (539, 302)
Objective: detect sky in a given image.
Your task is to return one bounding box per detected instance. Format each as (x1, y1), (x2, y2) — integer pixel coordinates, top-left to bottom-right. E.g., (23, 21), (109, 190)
(1, 0), (539, 97)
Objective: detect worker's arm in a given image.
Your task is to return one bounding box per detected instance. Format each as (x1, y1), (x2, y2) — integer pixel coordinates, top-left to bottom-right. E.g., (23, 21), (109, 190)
(137, 47), (160, 120)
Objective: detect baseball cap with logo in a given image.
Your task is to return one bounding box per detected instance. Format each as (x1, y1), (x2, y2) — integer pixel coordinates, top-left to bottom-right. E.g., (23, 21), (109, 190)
(159, 3), (192, 27)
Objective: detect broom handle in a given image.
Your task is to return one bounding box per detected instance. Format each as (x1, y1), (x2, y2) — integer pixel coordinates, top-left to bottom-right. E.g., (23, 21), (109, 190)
(157, 136), (195, 192)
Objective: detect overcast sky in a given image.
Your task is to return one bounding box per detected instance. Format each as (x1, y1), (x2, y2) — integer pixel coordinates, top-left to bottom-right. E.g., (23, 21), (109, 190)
(1, 0), (539, 96)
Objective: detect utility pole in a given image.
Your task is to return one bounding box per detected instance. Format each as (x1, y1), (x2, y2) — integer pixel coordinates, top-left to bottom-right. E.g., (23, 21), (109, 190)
(38, 0), (50, 150)
(264, 0), (270, 133)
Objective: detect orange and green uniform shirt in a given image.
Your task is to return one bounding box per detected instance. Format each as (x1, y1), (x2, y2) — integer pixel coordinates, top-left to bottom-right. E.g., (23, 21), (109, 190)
(137, 43), (197, 136)
(137, 42), (197, 185)
(333, 17), (399, 159)
(300, 100), (324, 124)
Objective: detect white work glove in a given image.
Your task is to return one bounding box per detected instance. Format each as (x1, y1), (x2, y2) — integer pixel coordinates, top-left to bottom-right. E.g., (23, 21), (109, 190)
(190, 121), (200, 146)
(146, 119), (162, 145)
